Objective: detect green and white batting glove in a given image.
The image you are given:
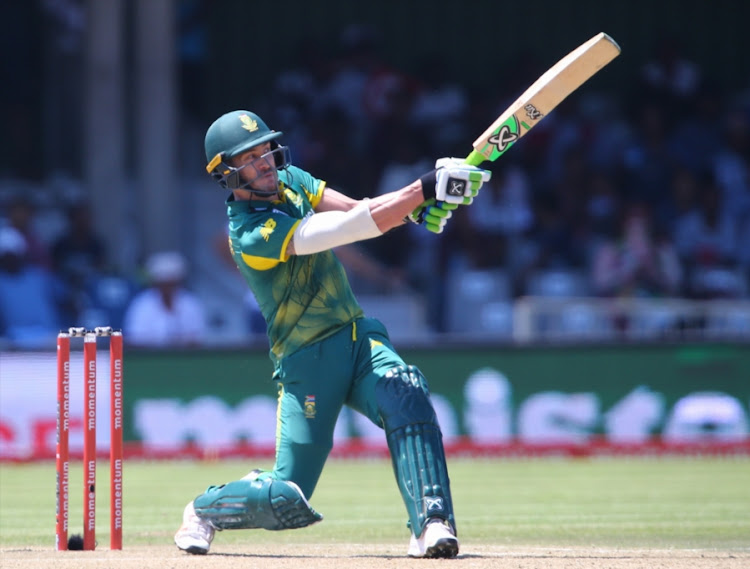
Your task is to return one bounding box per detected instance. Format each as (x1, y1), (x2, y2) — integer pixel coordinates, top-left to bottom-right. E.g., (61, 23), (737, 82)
(408, 157), (491, 233)
(407, 198), (459, 234)
(419, 159), (492, 205)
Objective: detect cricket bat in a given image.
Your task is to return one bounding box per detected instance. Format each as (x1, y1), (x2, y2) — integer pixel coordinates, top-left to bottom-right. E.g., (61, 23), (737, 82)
(465, 32), (621, 167)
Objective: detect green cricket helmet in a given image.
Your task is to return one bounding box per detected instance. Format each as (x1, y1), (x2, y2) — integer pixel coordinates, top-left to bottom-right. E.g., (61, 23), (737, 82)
(204, 110), (291, 196)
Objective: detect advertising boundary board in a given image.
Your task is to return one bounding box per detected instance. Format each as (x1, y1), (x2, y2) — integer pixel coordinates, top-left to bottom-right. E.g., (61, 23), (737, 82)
(1, 343), (748, 460)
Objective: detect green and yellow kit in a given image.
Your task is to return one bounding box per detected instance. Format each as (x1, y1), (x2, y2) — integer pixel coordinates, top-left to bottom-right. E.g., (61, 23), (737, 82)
(196, 165), (455, 538)
(227, 165), (362, 366)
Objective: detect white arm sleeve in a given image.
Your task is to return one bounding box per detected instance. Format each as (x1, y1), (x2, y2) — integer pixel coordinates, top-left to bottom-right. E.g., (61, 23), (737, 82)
(292, 200), (383, 255)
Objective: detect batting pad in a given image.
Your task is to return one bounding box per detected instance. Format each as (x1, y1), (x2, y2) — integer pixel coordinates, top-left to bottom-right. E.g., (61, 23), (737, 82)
(387, 423), (455, 537)
(193, 478), (323, 531)
(376, 365), (456, 537)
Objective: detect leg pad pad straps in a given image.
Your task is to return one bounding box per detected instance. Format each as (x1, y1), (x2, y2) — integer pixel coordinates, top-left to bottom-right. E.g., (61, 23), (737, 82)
(193, 478), (323, 531)
(376, 365), (455, 537)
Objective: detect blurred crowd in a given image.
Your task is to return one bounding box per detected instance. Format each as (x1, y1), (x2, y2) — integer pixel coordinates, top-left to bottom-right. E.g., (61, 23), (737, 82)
(253, 28), (750, 308)
(1, 22), (749, 347)
(0, 209), (206, 349)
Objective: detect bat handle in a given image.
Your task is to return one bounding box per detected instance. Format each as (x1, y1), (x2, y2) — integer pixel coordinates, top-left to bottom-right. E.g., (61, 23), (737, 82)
(464, 150), (486, 167)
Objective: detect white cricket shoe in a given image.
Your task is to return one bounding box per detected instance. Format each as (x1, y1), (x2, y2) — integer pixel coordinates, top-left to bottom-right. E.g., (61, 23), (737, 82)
(407, 518), (459, 558)
(174, 501), (215, 555)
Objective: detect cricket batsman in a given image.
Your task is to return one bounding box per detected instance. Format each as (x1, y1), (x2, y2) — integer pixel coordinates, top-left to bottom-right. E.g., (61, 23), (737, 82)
(174, 110), (490, 558)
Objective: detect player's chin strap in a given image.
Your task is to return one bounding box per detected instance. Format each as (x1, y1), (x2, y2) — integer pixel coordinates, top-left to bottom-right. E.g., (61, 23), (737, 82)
(375, 365), (456, 538)
(206, 145), (292, 197)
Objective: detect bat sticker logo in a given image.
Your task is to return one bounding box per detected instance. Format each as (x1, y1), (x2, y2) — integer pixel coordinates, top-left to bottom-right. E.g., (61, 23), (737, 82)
(488, 125), (519, 152)
(524, 104), (543, 120)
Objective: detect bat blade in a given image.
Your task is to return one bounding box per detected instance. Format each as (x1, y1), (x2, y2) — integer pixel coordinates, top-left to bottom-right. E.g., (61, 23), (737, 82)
(466, 32), (621, 166)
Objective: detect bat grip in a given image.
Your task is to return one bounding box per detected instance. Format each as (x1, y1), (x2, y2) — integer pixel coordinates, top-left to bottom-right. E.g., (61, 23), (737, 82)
(464, 150), (486, 167)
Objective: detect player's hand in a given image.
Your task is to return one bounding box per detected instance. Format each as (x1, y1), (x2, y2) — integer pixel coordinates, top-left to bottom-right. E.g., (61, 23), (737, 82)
(407, 199), (458, 234)
(420, 159), (491, 205)
(436, 157), (487, 205)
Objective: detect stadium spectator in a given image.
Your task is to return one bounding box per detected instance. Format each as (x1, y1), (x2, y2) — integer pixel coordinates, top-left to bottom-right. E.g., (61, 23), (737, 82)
(269, 40), (331, 170)
(655, 166), (700, 236)
(516, 191), (588, 292)
(738, 216), (750, 273)
(318, 24), (389, 135)
(296, 107), (371, 199)
(621, 101), (676, 207)
(5, 194), (51, 269)
(454, 163), (534, 274)
(590, 202), (683, 298)
(409, 52), (470, 153)
(667, 82), (724, 175)
(50, 200), (107, 324)
(712, 107), (750, 229)
(368, 127), (433, 285)
(0, 226), (62, 348)
(672, 173), (739, 270)
(638, 34), (703, 122)
(364, 80), (422, 183)
(122, 251), (207, 347)
(585, 169), (624, 246)
(671, 174), (743, 299)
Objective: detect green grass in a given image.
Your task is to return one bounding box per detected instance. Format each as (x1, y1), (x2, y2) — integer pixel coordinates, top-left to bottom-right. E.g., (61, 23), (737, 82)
(1, 457), (749, 550)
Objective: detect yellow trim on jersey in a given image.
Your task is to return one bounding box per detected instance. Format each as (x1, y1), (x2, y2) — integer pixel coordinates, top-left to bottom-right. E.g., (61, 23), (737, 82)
(239, 219), (301, 269)
(308, 180), (327, 209)
(280, 219), (301, 261)
(240, 253), (280, 270)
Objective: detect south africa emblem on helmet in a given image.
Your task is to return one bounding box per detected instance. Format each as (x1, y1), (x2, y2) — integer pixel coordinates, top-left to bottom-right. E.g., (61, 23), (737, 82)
(240, 114), (259, 132)
(304, 395), (316, 419)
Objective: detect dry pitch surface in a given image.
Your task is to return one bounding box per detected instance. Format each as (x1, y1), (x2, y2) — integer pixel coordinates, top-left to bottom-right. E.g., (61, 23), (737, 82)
(2, 544), (748, 569)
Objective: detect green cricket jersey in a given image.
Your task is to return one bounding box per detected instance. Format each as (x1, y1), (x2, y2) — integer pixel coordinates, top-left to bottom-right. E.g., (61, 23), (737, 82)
(226, 165), (363, 364)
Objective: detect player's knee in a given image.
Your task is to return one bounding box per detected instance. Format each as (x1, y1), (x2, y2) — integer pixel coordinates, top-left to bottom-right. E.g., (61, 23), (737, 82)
(375, 364), (438, 433)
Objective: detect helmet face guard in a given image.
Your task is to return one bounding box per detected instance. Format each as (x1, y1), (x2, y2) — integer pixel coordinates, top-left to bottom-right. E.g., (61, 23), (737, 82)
(206, 144), (291, 197)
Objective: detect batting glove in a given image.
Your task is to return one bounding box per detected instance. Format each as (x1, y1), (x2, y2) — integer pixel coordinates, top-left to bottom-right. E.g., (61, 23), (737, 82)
(407, 198), (458, 234)
(420, 160), (491, 205)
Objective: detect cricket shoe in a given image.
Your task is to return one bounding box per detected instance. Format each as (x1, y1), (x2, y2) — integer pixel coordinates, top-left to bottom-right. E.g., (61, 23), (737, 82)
(407, 518), (459, 558)
(174, 501), (215, 555)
